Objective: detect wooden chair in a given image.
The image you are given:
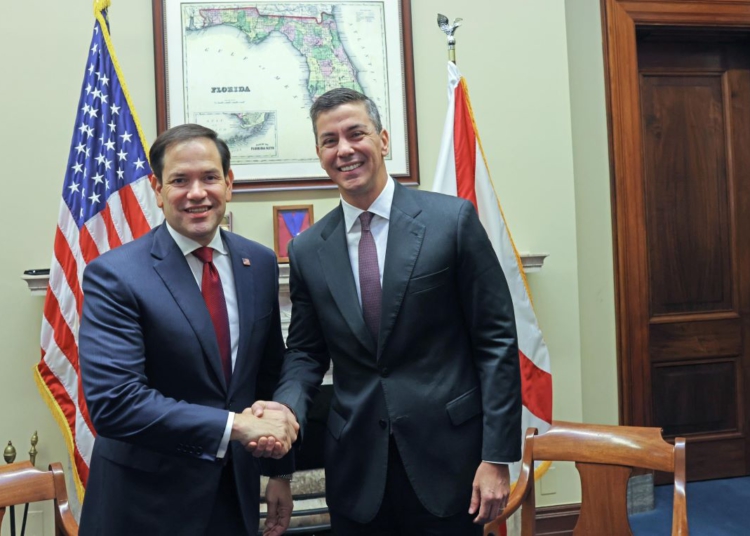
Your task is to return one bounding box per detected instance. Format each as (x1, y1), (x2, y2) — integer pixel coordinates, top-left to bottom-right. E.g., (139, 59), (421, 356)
(485, 421), (688, 536)
(0, 461), (78, 536)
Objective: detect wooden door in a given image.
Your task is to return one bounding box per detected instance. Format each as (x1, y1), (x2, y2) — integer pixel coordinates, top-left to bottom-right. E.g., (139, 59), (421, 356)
(603, 1), (750, 481)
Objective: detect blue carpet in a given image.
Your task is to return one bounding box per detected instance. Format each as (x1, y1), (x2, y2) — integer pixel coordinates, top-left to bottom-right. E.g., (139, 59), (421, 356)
(629, 476), (750, 535)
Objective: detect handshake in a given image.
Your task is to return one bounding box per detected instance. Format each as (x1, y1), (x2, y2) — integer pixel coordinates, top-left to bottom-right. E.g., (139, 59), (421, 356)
(231, 401), (300, 459)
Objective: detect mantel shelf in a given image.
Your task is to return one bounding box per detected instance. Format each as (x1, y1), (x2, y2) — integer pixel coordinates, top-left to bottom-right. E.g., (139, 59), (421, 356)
(22, 253), (548, 296)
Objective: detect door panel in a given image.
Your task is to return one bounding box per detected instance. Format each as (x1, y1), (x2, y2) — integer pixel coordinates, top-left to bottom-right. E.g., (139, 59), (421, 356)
(636, 37), (750, 480)
(641, 73), (732, 315)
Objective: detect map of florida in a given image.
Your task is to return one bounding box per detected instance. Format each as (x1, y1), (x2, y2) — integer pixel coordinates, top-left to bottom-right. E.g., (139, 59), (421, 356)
(196, 7), (364, 100)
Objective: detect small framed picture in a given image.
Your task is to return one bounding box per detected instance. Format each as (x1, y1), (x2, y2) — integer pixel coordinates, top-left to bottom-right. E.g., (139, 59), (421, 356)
(220, 211), (233, 232)
(273, 205), (314, 263)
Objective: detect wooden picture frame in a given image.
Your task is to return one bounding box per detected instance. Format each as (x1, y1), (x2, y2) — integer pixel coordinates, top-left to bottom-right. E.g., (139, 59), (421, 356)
(273, 205), (314, 262)
(152, 0), (419, 192)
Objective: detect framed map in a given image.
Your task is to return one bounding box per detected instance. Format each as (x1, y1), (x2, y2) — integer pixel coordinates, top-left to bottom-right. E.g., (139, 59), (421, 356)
(153, 0), (419, 192)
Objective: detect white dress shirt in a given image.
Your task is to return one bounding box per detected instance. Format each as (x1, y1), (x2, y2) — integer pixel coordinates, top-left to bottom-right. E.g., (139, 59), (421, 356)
(166, 223), (236, 458)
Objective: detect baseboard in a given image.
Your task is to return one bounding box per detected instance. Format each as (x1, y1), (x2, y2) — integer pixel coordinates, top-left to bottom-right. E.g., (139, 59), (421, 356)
(536, 503), (580, 536)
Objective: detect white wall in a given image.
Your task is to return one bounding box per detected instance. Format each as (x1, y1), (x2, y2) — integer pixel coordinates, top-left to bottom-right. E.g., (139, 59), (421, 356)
(0, 1), (616, 532)
(564, 0), (619, 428)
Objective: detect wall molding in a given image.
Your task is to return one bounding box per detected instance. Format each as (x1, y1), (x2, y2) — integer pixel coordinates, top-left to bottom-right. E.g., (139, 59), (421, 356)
(536, 503), (580, 536)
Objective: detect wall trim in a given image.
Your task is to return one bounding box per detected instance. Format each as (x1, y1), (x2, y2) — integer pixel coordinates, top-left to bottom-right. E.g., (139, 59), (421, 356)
(536, 503), (580, 536)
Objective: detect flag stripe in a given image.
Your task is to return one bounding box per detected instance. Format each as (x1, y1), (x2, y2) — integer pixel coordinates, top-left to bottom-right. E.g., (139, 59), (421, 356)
(85, 212), (112, 257)
(106, 191), (134, 244)
(120, 179), (154, 237)
(52, 228), (84, 324)
(100, 204), (124, 250)
(36, 359), (90, 484)
(43, 288), (79, 370)
(78, 224), (101, 266)
(519, 350), (553, 423)
(454, 81), (478, 210)
(57, 205), (87, 295)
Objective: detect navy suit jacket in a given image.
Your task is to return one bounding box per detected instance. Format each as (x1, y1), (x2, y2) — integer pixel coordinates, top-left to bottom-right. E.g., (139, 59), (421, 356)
(78, 223), (290, 536)
(274, 182), (522, 523)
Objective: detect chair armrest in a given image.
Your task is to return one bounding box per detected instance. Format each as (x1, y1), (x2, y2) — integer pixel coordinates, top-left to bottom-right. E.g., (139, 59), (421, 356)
(671, 438), (688, 536)
(50, 463), (79, 536)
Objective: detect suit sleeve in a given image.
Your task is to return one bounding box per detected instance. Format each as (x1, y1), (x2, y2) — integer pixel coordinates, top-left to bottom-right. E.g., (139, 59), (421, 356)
(456, 201), (522, 463)
(271, 238), (330, 436)
(79, 257), (228, 460)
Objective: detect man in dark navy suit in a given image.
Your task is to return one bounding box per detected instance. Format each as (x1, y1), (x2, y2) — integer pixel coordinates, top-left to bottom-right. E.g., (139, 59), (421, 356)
(79, 124), (298, 536)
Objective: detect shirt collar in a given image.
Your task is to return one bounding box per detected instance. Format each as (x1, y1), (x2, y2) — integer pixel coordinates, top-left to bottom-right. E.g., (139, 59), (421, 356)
(341, 176), (394, 232)
(165, 222), (227, 257)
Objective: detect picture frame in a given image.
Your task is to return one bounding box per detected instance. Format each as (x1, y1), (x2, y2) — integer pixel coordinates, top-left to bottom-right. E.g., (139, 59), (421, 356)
(152, 0), (419, 192)
(220, 211), (233, 232)
(273, 205), (314, 262)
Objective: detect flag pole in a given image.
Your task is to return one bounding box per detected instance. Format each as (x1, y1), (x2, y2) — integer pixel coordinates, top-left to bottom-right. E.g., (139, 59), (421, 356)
(437, 14), (462, 64)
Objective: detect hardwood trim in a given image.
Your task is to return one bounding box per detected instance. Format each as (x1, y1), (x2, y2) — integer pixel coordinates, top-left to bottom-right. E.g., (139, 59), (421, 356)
(603, 0), (653, 427)
(649, 311), (741, 324)
(535, 504), (580, 536)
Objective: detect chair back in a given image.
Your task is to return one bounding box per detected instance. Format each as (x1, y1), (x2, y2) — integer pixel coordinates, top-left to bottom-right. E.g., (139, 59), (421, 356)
(0, 461), (78, 536)
(485, 421), (688, 536)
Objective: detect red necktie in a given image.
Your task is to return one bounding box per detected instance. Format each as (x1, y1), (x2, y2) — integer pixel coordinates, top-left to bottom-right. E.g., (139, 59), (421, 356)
(193, 246), (232, 385)
(359, 212), (381, 341)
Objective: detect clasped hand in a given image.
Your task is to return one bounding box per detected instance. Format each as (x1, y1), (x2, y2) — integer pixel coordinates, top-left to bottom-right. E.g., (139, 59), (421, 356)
(231, 401), (299, 459)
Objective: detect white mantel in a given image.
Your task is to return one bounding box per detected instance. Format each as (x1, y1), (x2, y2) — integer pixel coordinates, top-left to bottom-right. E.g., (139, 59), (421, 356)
(22, 252), (547, 297)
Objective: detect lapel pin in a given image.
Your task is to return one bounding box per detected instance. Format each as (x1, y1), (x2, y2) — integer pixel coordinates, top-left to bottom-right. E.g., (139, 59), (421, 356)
(242, 258), (251, 266)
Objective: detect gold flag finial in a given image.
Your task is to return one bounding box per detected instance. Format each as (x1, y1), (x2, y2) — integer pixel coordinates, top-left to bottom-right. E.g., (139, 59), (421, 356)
(437, 14), (463, 64)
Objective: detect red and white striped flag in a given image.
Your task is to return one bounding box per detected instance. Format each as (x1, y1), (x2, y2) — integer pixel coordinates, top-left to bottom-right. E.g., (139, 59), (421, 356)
(433, 61), (553, 533)
(34, 0), (162, 498)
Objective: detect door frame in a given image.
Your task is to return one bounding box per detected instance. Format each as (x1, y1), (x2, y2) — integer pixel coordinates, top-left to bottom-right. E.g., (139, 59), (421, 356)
(601, 0), (750, 427)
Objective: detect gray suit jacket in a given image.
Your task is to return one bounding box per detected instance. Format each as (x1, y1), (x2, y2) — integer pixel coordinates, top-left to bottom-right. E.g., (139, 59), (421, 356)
(275, 182), (521, 522)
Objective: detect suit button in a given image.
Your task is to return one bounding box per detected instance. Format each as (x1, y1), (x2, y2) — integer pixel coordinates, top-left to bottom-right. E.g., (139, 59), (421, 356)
(379, 419), (387, 429)
(381, 367), (389, 377)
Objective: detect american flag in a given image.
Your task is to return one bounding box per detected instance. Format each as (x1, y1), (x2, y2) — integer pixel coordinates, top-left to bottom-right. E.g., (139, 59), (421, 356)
(34, 0), (162, 497)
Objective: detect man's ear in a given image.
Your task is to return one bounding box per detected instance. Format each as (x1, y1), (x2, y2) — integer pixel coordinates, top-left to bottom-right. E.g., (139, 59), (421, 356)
(380, 128), (389, 156)
(149, 174), (164, 208)
(225, 169), (234, 202)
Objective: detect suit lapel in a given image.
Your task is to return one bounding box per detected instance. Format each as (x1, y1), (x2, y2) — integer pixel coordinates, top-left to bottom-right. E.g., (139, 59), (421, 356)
(151, 224), (228, 391)
(222, 231), (255, 395)
(379, 183), (425, 358)
(318, 207), (376, 354)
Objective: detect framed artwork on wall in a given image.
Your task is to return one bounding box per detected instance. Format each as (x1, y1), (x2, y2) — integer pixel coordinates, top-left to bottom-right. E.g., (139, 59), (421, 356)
(273, 205), (314, 262)
(152, 0), (419, 192)
(220, 211), (233, 232)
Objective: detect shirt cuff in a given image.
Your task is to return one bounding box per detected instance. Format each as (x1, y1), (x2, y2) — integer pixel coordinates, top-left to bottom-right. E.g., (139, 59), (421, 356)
(217, 412), (234, 458)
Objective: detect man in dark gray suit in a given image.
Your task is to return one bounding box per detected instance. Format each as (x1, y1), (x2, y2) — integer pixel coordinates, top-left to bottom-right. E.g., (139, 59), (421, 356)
(255, 88), (521, 534)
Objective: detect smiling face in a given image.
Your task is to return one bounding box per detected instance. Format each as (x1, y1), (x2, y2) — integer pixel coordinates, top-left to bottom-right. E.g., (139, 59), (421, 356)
(314, 102), (389, 210)
(152, 137), (233, 246)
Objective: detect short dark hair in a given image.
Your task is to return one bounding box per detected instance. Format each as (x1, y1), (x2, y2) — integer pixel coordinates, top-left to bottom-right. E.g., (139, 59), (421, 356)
(149, 124), (230, 183)
(309, 88), (383, 142)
